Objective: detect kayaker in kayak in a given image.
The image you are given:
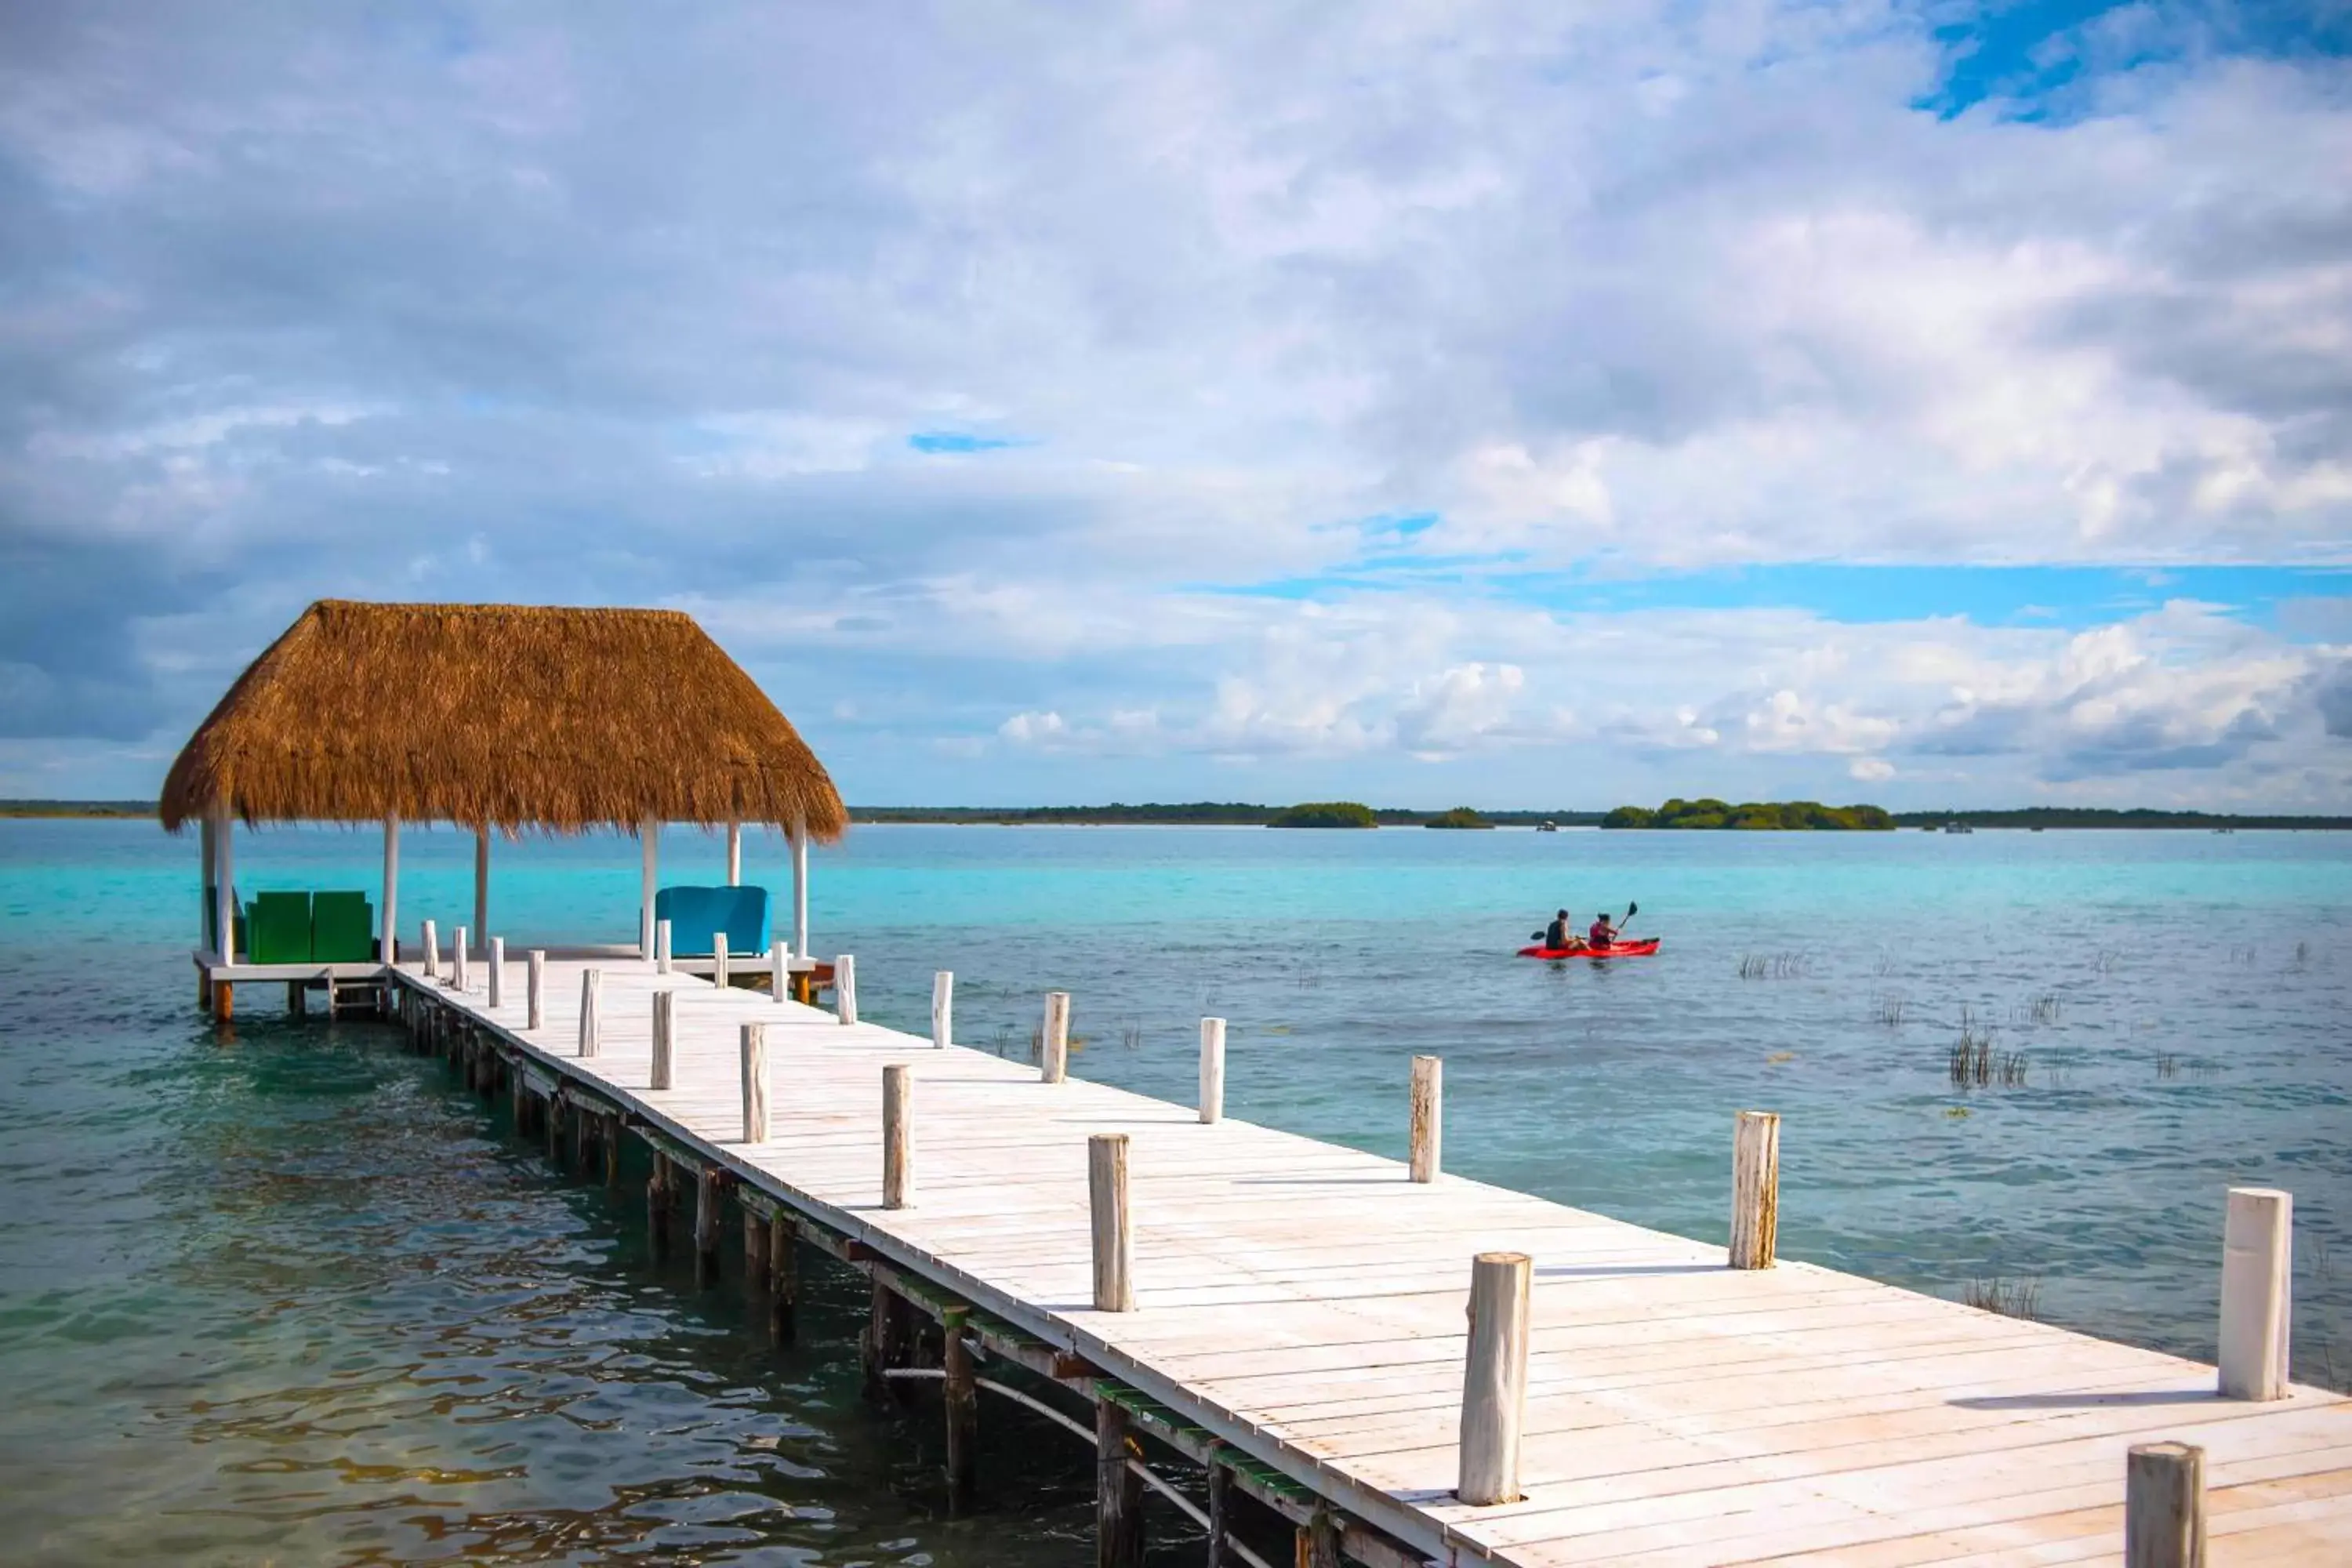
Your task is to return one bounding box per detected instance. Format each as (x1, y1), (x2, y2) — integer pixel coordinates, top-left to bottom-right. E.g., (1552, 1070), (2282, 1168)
(1544, 910), (1576, 949)
(1588, 913), (1619, 949)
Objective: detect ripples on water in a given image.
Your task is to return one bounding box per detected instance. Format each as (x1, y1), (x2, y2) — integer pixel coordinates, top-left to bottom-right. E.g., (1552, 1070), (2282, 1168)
(2, 821), (2347, 1563)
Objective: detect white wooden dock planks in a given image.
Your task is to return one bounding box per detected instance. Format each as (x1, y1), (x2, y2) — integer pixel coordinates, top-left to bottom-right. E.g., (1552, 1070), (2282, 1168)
(404, 955), (2352, 1565)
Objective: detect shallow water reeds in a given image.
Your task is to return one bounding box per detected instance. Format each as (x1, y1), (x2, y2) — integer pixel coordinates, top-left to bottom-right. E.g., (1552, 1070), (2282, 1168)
(1875, 993), (1909, 1027)
(2093, 949), (2121, 975)
(1119, 1017), (1143, 1051)
(1963, 1276), (2042, 1320)
(1995, 1049), (2030, 1087)
(1740, 951), (1813, 980)
(1950, 1033), (1991, 1087)
(2028, 992), (2063, 1025)
(2155, 1051), (2180, 1080)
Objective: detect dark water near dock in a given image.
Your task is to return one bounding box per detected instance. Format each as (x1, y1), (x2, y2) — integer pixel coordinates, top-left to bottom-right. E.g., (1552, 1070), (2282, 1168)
(2, 821), (2348, 1563)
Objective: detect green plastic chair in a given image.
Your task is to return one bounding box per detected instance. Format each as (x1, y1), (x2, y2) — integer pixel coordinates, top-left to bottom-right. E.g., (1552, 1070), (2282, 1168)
(310, 891), (375, 963)
(243, 891), (314, 964)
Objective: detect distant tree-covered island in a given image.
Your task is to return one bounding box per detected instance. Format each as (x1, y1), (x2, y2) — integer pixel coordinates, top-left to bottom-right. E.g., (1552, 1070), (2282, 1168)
(1425, 806), (1494, 829)
(1603, 798), (1896, 831)
(1266, 800), (1379, 829)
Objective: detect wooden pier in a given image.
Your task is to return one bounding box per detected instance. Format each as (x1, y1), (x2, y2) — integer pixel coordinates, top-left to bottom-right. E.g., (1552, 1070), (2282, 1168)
(380, 950), (2352, 1566)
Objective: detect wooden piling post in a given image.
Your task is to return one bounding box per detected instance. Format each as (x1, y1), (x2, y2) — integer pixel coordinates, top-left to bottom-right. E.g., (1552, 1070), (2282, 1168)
(713, 931), (730, 991)
(771, 940), (789, 1003)
(741, 1023), (769, 1144)
(452, 927), (469, 992)
(2219, 1187), (2292, 1400)
(655, 918), (672, 974)
(1298, 1509), (1341, 1568)
(1090, 1133), (1134, 1312)
(651, 990), (676, 1090)
(578, 968), (602, 1057)
(1730, 1110), (1781, 1269)
(695, 1166), (721, 1285)
(287, 980), (306, 1016)
(1410, 1054), (1442, 1182)
(768, 1213), (798, 1342)
(942, 1302), (978, 1511)
(744, 1205), (771, 1298)
(1205, 1444), (1231, 1566)
(422, 919), (439, 979)
(1457, 1250), (1532, 1506)
(1043, 991), (1071, 1083)
(883, 1064), (913, 1209)
(2126, 1441), (2205, 1568)
(863, 1277), (909, 1398)
(647, 1151), (672, 1258)
(1200, 1017), (1225, 1123)
(488, 936), (504, 1009)
(835, 954), (858, 1024)
(603, 1111), (620, 1188)
(933, 971), (953, 1048)
(1096, 1399), (1144, 1568)
(526, 949), (545, 1030)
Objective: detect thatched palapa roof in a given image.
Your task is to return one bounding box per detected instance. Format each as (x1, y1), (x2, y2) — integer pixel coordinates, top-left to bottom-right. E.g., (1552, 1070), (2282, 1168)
(161, 601), (848, 838)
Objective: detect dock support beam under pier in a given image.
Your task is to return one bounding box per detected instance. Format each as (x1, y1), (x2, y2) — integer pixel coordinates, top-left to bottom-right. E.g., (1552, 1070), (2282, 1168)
(768, 1214), (798, 1343)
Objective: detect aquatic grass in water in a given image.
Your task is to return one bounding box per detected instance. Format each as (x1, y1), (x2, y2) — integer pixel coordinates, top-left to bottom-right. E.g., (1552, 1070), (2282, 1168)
(1964, 1276), (2043, 1320)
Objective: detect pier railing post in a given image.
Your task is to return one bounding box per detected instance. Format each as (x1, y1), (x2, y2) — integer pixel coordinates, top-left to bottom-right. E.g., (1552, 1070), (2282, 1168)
(651, 990), (676, 1090)
(713, 932), (730, 991)
(1730, 1109), (1781, 1270)
(527, 949), (545, 1029)
(2219, 1187), (2292, 1400)
(1200, 1018), (1225, 1123)
(771, 941), (789, 1003)
(488, 936), (504, 1008)
(2126, 1441), (2205, 1568)
(422, 919), (439, 979)
(942, 1302), (978, 1511)
(1042, 991), (1071, 1083)
(836, 954), (858, 1025)
(579, 969), (602, 1058)
(1410, 1054), (1443, 1181)
(452, 926), (470, 992)
(884, 1064), (912, 1209)
(1458, 1250), (1531, 1505)
(1090, 1132), (1134, 1311)
(741, 1023), (769, 1144)
(655, 918), (672, 974)
(933, 971), (953, 1048)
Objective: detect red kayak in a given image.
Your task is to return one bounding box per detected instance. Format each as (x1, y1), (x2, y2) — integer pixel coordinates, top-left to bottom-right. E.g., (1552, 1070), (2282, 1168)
(1516, 938), (1661, 959)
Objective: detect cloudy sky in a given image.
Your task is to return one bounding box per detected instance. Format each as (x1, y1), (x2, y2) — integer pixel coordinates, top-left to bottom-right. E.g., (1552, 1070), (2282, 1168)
(4, 1), (2349, 810)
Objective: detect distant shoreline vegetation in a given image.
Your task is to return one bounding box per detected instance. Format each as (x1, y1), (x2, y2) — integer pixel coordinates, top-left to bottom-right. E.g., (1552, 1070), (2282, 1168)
(7, 799), (2351, 829)
(1603, 798), (1896, 830)
(1425, 806), (1494, 829)
(1265, 801), (1378, 829)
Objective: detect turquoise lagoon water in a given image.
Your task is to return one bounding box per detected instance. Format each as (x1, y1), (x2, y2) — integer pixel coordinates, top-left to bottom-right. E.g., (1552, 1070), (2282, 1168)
(2, 819), (2348, 1564)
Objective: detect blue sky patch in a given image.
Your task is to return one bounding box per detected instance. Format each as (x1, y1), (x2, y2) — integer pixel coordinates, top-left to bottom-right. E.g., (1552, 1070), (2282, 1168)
(909, 431), (1021, 454)
(1916, 1), (2350, 121)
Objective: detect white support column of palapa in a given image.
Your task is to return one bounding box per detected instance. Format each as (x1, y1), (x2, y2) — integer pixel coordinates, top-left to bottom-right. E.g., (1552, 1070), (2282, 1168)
(212, 801), (237, 964)
(473, 826), (489, 953)
(380, 815), (400, 964)
(726, 821), (742, 886)
(640, 818), (659, 960)
(790, 818), (810, 960)
(199, 812), (216, 950)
